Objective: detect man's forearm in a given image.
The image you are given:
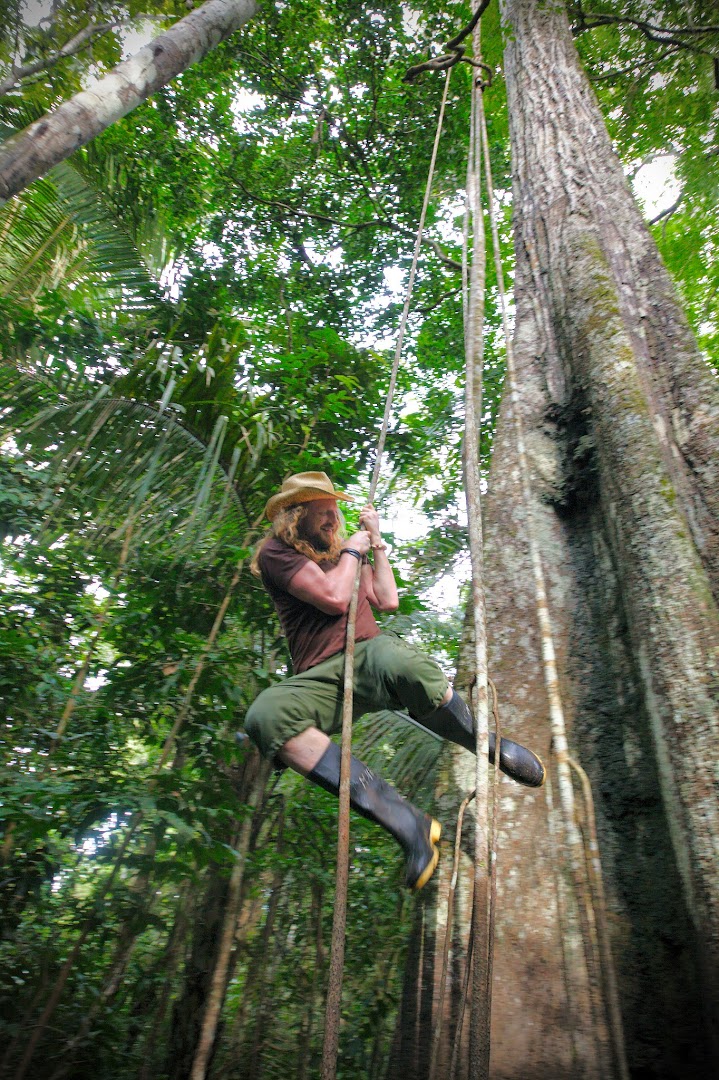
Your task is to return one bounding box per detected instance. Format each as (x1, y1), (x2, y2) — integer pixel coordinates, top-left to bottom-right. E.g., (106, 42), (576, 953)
(370, 548), (399, 610)
(318, 548), (369, 612)
(288, 540), (371, 615)
(357, 504), (398, 610)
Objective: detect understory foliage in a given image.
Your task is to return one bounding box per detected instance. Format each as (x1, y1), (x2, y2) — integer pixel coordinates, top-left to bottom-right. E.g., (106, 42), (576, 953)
(0, 1), (716, 1077)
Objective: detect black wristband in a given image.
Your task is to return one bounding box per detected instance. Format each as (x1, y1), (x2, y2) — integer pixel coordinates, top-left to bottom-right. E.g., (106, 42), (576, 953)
(342, 548), (362, 561)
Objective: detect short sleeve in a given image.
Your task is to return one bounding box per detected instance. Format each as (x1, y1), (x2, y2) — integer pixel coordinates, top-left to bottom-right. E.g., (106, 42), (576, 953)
(259, 540), (309, 592)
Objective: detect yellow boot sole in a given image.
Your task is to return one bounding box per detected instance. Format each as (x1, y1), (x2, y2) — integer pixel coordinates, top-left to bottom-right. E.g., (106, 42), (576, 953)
(411, 818), (442, 891)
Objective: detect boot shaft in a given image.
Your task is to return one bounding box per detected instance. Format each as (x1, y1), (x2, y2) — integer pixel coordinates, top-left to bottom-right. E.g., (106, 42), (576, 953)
(307, 742), (441, 889)
(419, 690), (545, 787)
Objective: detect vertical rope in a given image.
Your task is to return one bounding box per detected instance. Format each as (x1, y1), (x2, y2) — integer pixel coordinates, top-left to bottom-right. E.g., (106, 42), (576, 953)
(320, 71), (453, 1080)
(463, 12), (492, 1076)
(368, 71), (453, 500)
(543, 775), (583, 1072)
(430, 677), (501, 1079)
(567, 757), (630, 1080)
(451, 899), (475, 1080)
(485, 677), (501, 1021)
(429, 791), (475, 1080)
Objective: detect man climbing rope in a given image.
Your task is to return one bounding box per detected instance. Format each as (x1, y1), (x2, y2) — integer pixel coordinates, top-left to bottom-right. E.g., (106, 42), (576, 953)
(245, 471), (545, 891)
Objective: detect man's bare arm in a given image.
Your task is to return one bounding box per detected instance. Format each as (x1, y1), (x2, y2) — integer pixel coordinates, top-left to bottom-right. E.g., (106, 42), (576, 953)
(287, 530), (372, 614)
(362, 549), (399, 611)
(360, 505), (399, 612)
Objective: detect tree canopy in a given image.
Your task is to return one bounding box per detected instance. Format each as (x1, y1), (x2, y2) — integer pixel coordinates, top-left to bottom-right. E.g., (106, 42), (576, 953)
(0, 1), (717, 1077)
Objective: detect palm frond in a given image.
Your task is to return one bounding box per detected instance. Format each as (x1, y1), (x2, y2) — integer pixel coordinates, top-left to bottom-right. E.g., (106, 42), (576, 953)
(353, 710), (444, 800)
(0, 147), (165, 319)
(1, 364), (252, 568)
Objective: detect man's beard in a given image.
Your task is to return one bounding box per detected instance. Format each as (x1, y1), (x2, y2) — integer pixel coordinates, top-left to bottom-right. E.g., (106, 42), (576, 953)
(298, 521), (343, 561)
(302, 524), (334, 551)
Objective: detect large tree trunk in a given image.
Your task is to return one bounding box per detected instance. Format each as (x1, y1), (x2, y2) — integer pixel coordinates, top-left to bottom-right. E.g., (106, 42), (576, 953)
(0, 0), (258, 205)
(392, 1), (719, 1076)
(485, 0), (719, 1075)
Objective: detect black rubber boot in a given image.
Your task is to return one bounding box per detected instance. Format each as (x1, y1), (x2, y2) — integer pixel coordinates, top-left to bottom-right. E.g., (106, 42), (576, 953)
(307, 742), (441, 891)
(420, 690), (546, 788)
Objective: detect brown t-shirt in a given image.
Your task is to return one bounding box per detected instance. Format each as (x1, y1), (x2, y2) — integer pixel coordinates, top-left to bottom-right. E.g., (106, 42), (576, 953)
(259, 538), (380, 674)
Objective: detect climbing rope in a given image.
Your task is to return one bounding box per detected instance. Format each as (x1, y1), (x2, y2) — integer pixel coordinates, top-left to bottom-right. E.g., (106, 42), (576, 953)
(430, 678), (501, 1080)
(320, 69), (453, 1080)
(322, 8), (501, 1075)
(460, 16), (495, 1075)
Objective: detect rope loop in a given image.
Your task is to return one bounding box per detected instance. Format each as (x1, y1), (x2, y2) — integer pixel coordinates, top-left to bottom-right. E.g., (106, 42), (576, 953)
(403, 0), (493, 83)
(404, 48), (464, 82)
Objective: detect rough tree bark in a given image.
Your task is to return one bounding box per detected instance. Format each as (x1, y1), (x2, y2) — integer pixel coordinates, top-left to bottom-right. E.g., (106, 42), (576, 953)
(0, 0), (259, 205)
(490, 0), (718, 1074)
(391, 1), (719, 1077)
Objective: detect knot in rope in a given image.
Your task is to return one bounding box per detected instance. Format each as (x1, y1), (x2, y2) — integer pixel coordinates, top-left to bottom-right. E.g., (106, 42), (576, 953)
(403, 0), (494, 84)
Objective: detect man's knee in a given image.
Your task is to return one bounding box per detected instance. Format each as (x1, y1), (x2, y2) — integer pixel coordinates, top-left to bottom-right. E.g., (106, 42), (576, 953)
(244, 684), (322, 761)
(378, 634), (442, 685)
(244, 689), (280, 758)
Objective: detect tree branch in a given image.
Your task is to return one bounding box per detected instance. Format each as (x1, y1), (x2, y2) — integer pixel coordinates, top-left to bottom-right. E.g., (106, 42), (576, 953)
(0, 0), (260, 205)
(416, 284), (462, 316)
(577, 11), (719, 36)
(0, 21), (117, 97)
(587, 49), (674, 82)
(648, 191), (684, 227)
(404, 0), (493, 83)
(235, 183), (462, 270)
(235, 181), (378, 231)
(570, 6), (719, 58)
(422, 238), (462, 271)
(627, 149), (678, 182)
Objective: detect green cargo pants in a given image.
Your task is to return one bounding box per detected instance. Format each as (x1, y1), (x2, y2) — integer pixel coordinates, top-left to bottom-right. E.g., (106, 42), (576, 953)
(244, 632), (449, 762)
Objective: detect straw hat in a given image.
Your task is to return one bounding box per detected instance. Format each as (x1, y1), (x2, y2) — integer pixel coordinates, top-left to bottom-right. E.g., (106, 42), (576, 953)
(264, 472), (354, 521)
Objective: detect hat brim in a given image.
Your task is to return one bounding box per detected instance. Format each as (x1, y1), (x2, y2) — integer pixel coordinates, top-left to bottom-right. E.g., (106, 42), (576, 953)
(265, 487), (353, 521)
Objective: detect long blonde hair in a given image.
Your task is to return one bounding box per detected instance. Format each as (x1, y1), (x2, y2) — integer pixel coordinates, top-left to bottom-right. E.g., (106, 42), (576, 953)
(250, 504), (344, 577)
